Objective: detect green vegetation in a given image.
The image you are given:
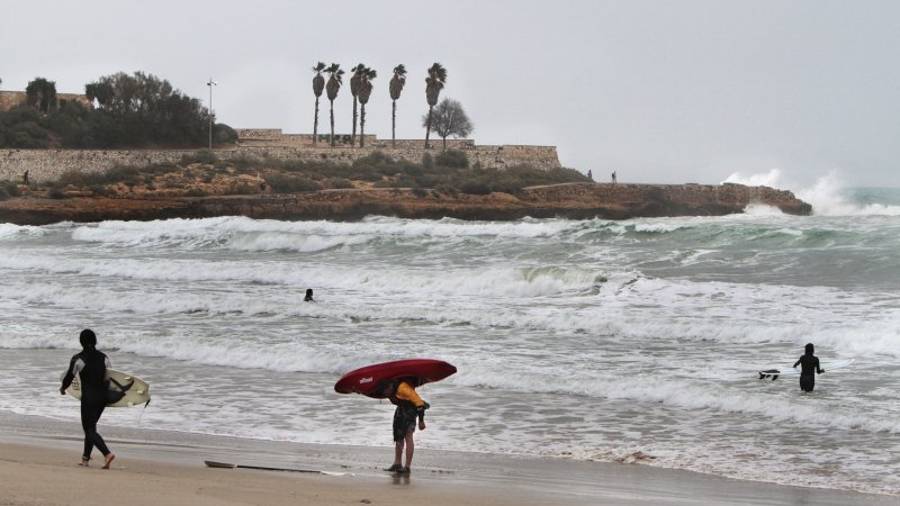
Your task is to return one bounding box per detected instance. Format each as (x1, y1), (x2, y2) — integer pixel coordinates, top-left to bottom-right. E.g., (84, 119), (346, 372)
(311, 62), (326, 145)
(423, 98), (473, 150)
(388, 65), (407, 147)
(357, 67), (376, 148)
(324, 64), (345, 147)
(26, 149), (586, 200)
(0, 72), (235, 149)
(0, 181), (20, 200)
(424, 63), (448, 149)
(257, 150), (586, 195)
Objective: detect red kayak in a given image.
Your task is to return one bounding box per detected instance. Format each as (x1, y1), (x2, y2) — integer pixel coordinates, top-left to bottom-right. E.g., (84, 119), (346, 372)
(334, 359), (457, 399)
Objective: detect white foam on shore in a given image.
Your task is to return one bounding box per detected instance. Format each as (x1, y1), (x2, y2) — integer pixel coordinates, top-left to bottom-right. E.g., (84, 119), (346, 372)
(0, 223), (45, 240)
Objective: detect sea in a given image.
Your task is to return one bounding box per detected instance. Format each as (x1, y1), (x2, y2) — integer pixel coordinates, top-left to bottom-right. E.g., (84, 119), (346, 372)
(1, 174), (899, 495)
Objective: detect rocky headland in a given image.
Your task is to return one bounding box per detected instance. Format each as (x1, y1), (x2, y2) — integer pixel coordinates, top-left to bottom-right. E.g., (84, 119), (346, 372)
(0, 181), (810, 225)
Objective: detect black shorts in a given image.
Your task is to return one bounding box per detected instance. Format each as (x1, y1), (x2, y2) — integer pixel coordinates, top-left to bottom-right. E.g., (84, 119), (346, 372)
(392, 404), (418, 442)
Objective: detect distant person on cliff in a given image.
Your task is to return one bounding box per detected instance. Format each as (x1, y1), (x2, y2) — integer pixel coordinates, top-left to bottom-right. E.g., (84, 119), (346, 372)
(381, 380), (429, 474)
(587, 169), (593, 181)
(59, 329), (116, 469)
(304, 288), (315, 302)
(793, 343), (825, 392)
(611, 171), (617, 184)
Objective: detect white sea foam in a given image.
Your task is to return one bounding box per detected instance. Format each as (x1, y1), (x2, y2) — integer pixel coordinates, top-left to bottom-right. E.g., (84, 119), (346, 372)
(0, 223), (45, 240)
(3, 212), (900, 496)
(797, 173), (900, 216)
(69, 216), (577, 251)
(724, 168), (900, 216)
(723, 168), (783, 187)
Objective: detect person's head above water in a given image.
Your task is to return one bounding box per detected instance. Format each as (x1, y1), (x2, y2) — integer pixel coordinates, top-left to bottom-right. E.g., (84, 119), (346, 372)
(805, 343), (815, 355)
(304, 288), (314, 301)
(79, 329), (97, 350)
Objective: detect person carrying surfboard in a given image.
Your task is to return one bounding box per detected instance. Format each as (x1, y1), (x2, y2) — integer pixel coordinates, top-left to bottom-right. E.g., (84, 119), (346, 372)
(381, 380), (429, 474)
(59, 329), (116, 469)
(793, 343), (825, 392)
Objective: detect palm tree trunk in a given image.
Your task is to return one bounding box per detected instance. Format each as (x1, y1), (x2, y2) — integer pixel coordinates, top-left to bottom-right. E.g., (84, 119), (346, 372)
(330, 100), (335, 147)
(425, 106), (433, 149)
(351, 98), (358, 146)
(360, 104), (366, 147)
(392, 100), (397, 148)
(313, 97), (320, 145)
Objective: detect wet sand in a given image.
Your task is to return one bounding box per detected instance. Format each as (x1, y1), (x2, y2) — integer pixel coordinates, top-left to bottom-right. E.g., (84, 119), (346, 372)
(1, 412), (897, 505)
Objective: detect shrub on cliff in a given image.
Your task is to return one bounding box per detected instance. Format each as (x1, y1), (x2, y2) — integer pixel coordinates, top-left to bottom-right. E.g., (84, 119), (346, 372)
(435, 149), (469, 168)
(459, 181), (492, 195)
(266, 174), (322, 193)
(0, 181), (21, 200)
(324, 178), (354, 189)
(182, 150), (218, 165)
(56, 165), (141, 188)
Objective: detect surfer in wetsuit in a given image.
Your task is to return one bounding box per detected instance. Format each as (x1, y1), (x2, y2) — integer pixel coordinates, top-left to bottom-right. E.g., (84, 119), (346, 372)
(793, 343), (825, 392)
(381, 380), (428, 474)
(304, 288), (315, 302)
(60, 329), (116, 469)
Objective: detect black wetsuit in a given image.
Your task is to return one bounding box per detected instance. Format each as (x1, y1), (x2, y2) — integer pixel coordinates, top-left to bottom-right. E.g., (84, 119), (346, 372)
(61, 348), (111, 460)
(793, 354), (823, 392)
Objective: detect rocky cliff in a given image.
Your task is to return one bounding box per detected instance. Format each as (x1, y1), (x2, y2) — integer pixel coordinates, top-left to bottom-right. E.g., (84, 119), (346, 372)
(0, 182), (811, 225)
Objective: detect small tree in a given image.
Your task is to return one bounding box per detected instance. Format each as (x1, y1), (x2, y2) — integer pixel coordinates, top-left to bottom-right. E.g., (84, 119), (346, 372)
(26, 77), (58, 113)
(389, 64), (407, 148)
(311, 62), (326, 144)
(422, 98), (473, 150)
(349, 63), (366, 145)
(324, 63), (345, 147)
(423, 63), (447, 149)
(358, 67), (376, 147)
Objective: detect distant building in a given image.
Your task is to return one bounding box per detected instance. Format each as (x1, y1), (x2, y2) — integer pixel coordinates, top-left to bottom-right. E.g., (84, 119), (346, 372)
(0, 90), (93, 112)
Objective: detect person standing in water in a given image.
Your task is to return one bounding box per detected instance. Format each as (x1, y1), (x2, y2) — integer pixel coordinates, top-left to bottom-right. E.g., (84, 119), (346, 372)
(60, 329), (116, 468)
(382, 380), (429, 474)
(793, 343), (825, 392)
(304, 288), (315, 302)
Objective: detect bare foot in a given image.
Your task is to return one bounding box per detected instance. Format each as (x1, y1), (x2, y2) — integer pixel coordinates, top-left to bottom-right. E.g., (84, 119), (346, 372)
(78, 458), (90, 467)
(102, 453), (116, 470)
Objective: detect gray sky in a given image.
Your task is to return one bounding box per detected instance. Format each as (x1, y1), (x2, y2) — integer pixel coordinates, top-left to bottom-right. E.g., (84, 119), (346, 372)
(2, 0), (898, 186)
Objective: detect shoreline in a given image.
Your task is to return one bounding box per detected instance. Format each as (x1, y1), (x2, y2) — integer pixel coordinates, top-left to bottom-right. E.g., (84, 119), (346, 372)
(0, 182), (812, 225)
(1, 410), (896, 505)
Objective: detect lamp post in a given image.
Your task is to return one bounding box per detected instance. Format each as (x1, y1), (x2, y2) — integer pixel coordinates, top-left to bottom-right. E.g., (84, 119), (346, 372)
(207, 78), (218, 151)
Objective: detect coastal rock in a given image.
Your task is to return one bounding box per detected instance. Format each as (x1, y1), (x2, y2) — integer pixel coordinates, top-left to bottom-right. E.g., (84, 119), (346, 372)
(0, 183), (811, 225)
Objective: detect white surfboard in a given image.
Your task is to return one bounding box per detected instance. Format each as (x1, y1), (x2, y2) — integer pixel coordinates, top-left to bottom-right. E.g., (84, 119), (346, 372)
(66, 369), (151, 408)
(758, 359), (854, 381)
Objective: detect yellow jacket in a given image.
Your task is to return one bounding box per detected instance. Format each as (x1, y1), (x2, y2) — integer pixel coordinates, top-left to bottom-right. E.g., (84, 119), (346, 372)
(395, 382), (426, 408)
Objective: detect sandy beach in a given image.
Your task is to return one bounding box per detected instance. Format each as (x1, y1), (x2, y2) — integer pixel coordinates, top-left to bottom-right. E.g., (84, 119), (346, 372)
(1, 412), (897, 506)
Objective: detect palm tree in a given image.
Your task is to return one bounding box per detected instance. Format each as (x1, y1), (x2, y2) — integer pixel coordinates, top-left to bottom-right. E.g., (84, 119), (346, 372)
(311, 62), (326, 145)
(424, 63), (447, 149)
(349, 63), (365, 146)
(325, 63), (345, 147)
(389, 64), (407, 148)
(358, 67), (377, 147)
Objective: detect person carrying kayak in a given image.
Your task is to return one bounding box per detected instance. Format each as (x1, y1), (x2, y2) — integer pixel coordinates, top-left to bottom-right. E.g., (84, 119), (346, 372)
(381, 380), (429, 474)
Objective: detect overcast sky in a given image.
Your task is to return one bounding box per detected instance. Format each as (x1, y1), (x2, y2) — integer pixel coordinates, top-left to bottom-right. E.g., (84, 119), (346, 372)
(2, 1), (898, 186)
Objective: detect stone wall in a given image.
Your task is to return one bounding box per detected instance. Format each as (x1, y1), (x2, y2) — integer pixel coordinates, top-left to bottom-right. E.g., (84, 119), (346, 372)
(1, 126), (561, 183)
(0, 142), (562, 184)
